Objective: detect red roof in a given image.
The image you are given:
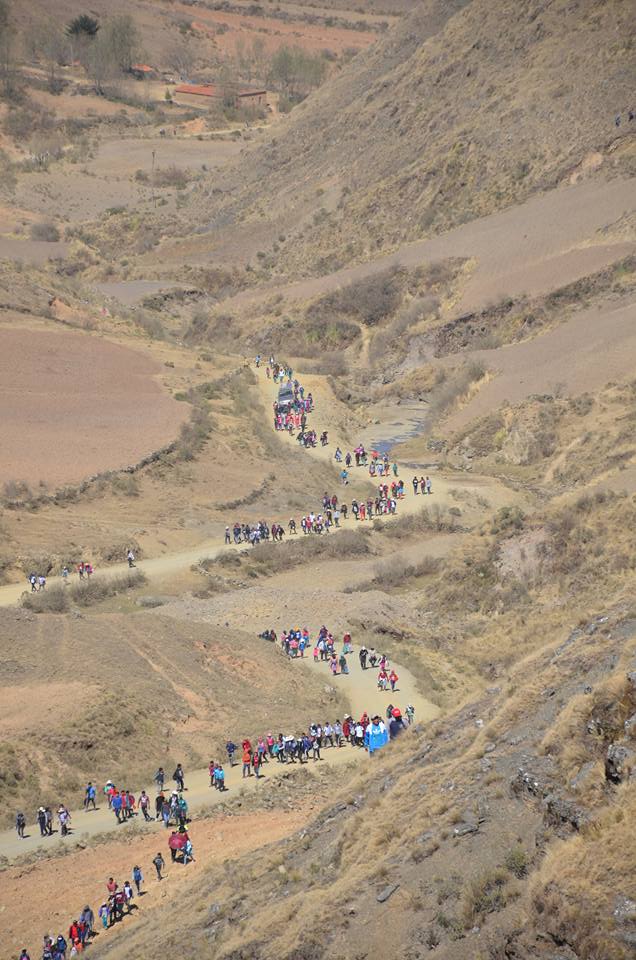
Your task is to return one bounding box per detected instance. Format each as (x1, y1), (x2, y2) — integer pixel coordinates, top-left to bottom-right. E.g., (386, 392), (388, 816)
(174, 83), (222, 98)
(174, 83), (266, 99)
(132, 64), (154, 73)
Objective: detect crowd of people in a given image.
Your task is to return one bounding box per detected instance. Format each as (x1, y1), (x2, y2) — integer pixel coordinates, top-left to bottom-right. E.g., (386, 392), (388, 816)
(16, 356), (429, 959)
(26, 561), (97, 594)
(16, 619), (417, 960)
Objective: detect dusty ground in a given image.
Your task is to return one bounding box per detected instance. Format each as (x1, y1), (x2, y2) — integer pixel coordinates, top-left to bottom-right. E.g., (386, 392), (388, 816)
(1, 808), (314, 952)
(0, 324), (187, 486)
(445, 293), (636, 432)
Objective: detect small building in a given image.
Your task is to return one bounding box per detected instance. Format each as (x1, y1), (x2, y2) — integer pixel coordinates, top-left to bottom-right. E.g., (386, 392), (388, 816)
(173, 83), (267, 109)
(130, 63), (157, 80)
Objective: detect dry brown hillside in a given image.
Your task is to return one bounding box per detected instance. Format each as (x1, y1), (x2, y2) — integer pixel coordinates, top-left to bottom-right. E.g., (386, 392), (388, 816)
(188, 0), (635, 278)
(1, 0), (635, 957)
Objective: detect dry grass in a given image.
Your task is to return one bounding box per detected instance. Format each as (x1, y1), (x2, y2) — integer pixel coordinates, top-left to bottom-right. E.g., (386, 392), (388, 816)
(461, 867), (510, 928)
(21, 571), (147, 613)
(529, 788), (636, 960)
(373, 505), (458, 537)
(352, 554), (441, 592)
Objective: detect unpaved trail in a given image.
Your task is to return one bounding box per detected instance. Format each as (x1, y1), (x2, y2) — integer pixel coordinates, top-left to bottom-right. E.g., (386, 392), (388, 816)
(0, 643), (436, 862)
(1, 808), (313, 956)
(221, 177), (636, 316)
(0, 367), (518, 606)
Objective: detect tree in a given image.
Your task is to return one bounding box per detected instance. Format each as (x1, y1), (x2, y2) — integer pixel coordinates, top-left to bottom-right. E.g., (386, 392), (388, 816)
(164, 37), (193, 81)
(82, 16), (143, 94)
(84, 30), (116, 94)
(107, 14), (141, 74)
(66, 14), (99, 66)
(0, 0), (17, 95)
(66, 14), (99, 39)
(269, 46), (326, 99)
(28, 20), (68, 91)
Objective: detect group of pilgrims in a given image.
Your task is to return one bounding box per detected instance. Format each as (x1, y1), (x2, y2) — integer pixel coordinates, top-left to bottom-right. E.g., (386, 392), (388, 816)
(17, 354), (433, 960)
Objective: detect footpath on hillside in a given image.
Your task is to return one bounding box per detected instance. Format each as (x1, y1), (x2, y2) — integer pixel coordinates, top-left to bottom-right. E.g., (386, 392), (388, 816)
(0, 643), (438, 862)
(0, 363), (513, 608)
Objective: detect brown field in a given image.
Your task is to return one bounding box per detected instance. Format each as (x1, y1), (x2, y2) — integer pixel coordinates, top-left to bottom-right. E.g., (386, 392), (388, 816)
(183, 3), (378, 56)
(0, 325), (187, 487)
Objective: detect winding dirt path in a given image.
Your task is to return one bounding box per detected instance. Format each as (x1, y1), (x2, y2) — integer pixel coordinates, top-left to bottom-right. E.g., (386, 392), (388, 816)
(0, 642), (436, 862)
(0, 366), (516, 607)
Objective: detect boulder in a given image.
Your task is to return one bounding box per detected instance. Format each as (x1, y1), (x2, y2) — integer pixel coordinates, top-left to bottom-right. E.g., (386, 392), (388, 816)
(453, 821), (479, 837)
(377, 883), (399, 903)
(605, 743), (636, 784)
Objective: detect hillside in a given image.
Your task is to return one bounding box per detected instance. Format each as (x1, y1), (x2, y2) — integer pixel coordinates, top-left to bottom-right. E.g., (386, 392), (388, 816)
(0, 607), (342, 826)
(93, 490), (636, 960)
(0, 0), (635, 958)
(184, 0), (635, 278)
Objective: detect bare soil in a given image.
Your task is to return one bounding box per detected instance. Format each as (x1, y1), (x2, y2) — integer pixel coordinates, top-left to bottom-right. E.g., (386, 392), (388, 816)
(0, 325), (187, 486)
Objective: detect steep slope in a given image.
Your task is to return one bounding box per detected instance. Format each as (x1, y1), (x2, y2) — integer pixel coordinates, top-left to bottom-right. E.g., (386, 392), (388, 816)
(94, 489), (636, 960)
(190, 0), (634, 278)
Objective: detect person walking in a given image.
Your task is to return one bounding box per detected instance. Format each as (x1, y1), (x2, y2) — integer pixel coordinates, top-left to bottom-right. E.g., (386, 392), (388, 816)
(58, 805), (71, 836)
(37, 806), (47, 836)
(152, 852), (165, 880)
(84, 782), (96, 811)
(80, 906), (94, 942)
(133, 864), (143, 894)
(154, 767), (165, 791)
(15, 811), (26, 838)
(242, 744), (252, 778)
(139, 790), (151, 821)
(173, 763), (185, 791)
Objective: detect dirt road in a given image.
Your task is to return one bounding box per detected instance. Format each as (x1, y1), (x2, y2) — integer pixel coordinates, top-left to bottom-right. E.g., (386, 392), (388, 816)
(0, 364), (517, 605)
(0, 642), (436, 862)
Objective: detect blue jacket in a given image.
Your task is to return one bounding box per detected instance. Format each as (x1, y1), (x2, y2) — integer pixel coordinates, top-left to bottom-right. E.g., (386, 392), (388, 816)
(364, 722), (389, 754)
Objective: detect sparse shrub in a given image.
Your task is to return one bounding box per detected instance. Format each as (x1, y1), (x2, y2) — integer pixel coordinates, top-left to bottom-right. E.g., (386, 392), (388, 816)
(69, 569), (147, 606)
(375, 506), (457, 538)
(308, 268), (403, 329)
(505, 845), (528, 878)
(153, 165), (190, 189)
(132, 309), (164, 339)
(429, 360), (486, 419)
(111, 474), (140, 497)
(461, 868), (509, 927)
(29, 221), (60, 242)
(491, 505), (525, 534)
(2, 479), (33, 502)
(4, 103), (55, 142)
(22, 584), (69, 613)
